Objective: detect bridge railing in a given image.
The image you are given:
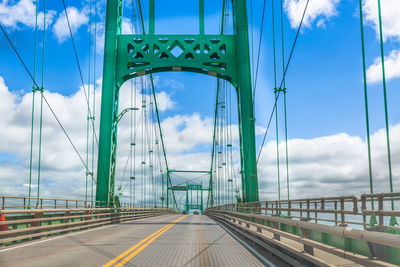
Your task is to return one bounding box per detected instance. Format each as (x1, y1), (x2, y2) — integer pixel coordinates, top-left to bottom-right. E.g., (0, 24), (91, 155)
(206, 192), (400, 266)
(0, 207), (176, 246)
(213, 192), (400, 230)
(0, 195), (156, 210)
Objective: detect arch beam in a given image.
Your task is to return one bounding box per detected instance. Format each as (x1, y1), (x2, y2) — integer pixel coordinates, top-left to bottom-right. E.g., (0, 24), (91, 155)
(96, 0), (259, 205)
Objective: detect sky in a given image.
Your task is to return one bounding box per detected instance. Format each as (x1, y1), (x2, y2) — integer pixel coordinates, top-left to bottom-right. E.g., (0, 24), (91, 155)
(0, 0), (400, 205)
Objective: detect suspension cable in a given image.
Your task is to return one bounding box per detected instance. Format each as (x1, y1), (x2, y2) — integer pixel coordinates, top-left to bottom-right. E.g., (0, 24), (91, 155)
(35, 0), (47, 205)
(358, 0), (374, 209)
(0, 23), (94, 181)
(252, 0), (267, 101)
(280, 0), (290, 201)
(28, 0), (40, 206)
(377, 0), (394, 210)
(61, 0), (107, 183)
(257, 0), (310, 163)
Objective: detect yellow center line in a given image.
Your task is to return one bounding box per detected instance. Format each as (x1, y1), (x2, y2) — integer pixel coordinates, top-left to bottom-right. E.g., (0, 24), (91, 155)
(103, 215), (187, 267)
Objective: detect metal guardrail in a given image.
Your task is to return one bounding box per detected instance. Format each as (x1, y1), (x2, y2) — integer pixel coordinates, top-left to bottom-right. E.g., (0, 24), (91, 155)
(0, 207), (176, 246)
(207, 210), (399, 266)
(216, 193), (399, 230)
(207, 192), (400, 266)
(0, 196), (157, 210)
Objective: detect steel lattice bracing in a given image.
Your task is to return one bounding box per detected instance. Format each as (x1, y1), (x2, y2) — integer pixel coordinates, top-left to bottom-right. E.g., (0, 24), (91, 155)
(96, 0), (259, 206)
(116, 35), (238, 86)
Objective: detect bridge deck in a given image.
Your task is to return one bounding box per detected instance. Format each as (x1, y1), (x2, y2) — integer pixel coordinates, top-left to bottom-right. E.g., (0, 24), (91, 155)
(0, 214), (265, 267)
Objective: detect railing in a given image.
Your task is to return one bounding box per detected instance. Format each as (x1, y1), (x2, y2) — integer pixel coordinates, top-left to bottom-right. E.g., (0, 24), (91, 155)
(0, 196), (157, 210)
(206, 192), (400, 266)
(0, 207), (176, 246)
(215, 193), (399, 230)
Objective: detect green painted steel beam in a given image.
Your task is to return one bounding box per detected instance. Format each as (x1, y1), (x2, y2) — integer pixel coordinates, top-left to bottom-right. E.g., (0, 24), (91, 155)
(96, 0), (259, 206)
(95, 0), (123, 207)
(168, 170), (211, 174)
(234, 0), (259, 202)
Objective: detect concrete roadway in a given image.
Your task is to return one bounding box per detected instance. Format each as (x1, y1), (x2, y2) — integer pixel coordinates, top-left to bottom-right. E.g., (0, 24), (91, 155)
(0, 214), (267, 267)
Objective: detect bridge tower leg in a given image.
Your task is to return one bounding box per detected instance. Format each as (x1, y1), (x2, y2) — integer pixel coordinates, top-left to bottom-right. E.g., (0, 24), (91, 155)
(234, 0), (259, 202)
(96, 0), (259, 206)
(95, 0), (123, 206)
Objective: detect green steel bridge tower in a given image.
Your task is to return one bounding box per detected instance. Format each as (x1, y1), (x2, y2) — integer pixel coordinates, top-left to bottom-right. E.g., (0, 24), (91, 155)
(96, 0), (259, 206)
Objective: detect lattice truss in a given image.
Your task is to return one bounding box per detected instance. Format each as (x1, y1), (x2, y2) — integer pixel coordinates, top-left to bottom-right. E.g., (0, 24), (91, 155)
(116, 35), (238, 86)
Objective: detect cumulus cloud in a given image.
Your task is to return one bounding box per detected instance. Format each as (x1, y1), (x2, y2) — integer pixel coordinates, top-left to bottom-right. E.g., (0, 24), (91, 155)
(0, 76), (176, 201)
(1, 73), (399, 203)
(366, 49), (400, 84)
(0, 0), (56, 30)
(363, 0), (400, 42)
(363, 0), (400, 84)
(283, 0), (341, 29)
(258, 127), (400, 200)
(52, 6), (88, 43)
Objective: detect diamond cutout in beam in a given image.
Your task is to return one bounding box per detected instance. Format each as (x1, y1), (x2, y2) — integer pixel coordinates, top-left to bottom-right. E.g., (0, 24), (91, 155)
(170, 45), (184, 57)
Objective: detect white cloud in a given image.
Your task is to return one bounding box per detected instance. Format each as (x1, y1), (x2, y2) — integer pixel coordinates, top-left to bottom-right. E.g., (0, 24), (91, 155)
(0, 75), (176, 200)
(363, 0), (400, 42)
(52, 6), (88, 43)
(122, 17), (134, 34)
(366, 49), (400, 84)
(363, 0), (400, 84)
(0, 0), (55, 30)
(257, 127), (400, 200)
(1, 73), (400, 203)
(284, 0), (341, 29)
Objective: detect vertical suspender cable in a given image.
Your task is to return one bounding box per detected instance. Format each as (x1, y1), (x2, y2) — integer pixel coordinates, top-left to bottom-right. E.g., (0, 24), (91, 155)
(28, 0), (40, 206)
(280, 0), (290, 202)
(252, 0), (267, 102)
(36, 0), (47, 206)
(86, 0), (93, 202)
(358, 0), (374, 209)
(91, 0), (98, 203)
(257, 0), (309, 163)
(377, 0), (394, 210)
(271, 0), (281, 204)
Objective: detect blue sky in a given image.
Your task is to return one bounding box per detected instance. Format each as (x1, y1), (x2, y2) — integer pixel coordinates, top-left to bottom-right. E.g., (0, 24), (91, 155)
(1, 0), (399, 139)
(1, 0), (400, 201)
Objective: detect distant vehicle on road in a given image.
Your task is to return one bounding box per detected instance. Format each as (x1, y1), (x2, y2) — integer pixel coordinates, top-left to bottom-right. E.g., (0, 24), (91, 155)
(193, 211), (200, 215)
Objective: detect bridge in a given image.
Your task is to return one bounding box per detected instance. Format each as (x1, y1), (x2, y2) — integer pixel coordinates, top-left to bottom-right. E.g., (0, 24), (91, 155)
(0, 0), (400, 266)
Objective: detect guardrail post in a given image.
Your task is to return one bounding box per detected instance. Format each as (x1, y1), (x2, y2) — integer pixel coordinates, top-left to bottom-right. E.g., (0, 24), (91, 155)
(271, 222), (280, 241)
(366, 226), (390, 263)
(85, 209), (93, 221)
(314, 202), (318, 223)
(339, 198), (347, 227)
(32, 212), (43, 227)
(1, 197), (4, 209)
(300, 227), (314, 256)
(378, 195), (384, 227)
(63, 211), (70, 223)
(334, 201), (338, 226)
(300, 202), (303, 219)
